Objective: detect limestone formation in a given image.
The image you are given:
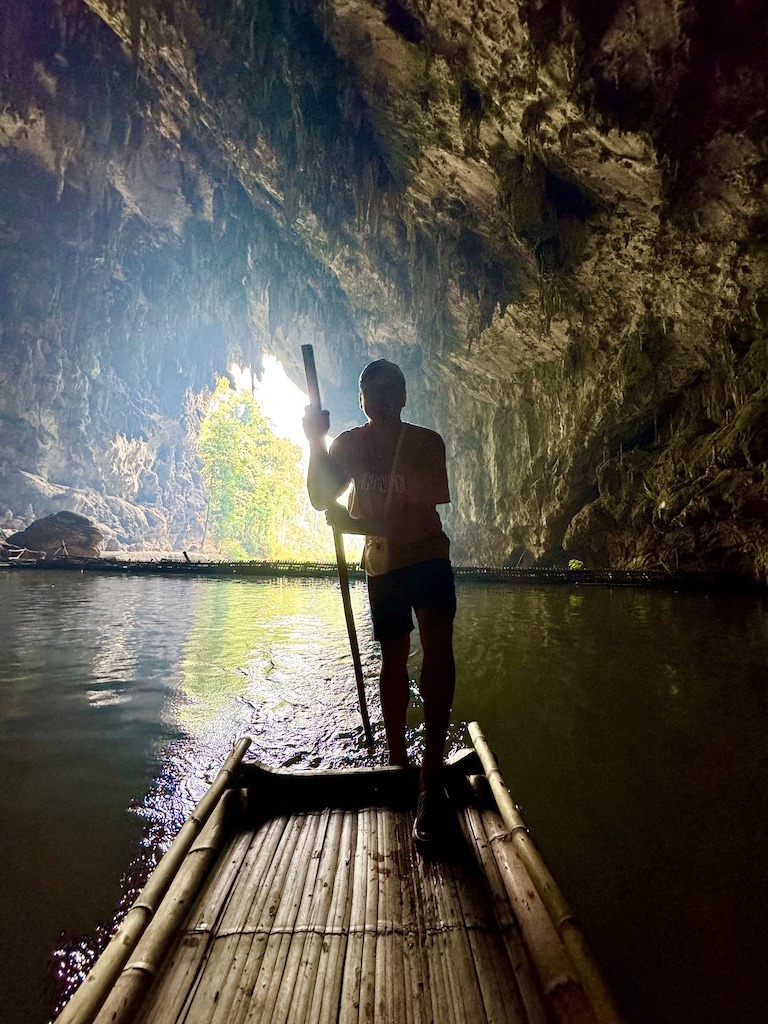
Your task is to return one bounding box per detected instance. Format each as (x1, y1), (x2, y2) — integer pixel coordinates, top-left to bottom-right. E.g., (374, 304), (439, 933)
(6, 511), (103, 558)
(0, 1), (766, 579)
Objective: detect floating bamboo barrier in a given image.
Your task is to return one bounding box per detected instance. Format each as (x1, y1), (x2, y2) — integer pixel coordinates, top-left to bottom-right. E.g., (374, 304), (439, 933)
(8, 555), (730, 589)
(56, 737), (626, 1024)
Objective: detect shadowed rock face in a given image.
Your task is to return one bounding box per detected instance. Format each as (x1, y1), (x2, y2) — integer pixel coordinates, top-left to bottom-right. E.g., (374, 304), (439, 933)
(0, 1), (766, 578)
(6, 510), (103, 557)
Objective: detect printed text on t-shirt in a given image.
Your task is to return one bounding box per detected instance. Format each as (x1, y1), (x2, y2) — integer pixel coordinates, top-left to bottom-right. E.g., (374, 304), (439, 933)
(360, 472), (405, 493)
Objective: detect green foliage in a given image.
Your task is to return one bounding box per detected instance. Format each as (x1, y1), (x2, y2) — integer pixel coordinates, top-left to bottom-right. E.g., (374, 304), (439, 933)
(568, 558), (585, 570)
(199, 377), (334, 561)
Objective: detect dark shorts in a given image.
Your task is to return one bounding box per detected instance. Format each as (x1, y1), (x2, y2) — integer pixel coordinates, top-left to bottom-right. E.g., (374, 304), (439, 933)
(367, 558), (457, 642)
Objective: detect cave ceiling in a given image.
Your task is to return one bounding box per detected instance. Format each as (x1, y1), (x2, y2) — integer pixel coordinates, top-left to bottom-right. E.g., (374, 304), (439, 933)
(0, 0), (767, 578)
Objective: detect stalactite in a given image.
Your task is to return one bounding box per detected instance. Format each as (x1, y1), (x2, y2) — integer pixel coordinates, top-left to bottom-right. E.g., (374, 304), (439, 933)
(128, 0), (142, 63)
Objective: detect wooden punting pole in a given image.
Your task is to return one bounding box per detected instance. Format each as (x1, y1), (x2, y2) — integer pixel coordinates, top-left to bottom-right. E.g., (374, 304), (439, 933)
(468, 722), (627, 1024)
(301, 343), (374, 746)
(55, 736), (251, 1024)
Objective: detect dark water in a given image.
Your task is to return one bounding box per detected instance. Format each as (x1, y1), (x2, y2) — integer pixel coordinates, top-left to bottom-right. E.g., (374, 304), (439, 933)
(0, 571), (765, 1024)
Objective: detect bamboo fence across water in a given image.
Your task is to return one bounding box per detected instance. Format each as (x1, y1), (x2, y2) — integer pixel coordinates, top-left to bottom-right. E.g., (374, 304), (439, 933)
(55, 725), (626, 1024)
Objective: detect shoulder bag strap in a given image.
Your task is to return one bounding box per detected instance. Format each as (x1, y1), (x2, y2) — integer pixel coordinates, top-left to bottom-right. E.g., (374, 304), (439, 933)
(382, 425), (407, 517)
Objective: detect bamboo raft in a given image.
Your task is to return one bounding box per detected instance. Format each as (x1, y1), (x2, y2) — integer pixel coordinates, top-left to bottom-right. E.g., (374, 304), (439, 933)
(56, 725), (625, 1024)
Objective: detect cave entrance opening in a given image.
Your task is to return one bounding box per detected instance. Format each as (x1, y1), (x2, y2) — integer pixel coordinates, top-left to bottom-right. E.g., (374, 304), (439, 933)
(197, 354), (348, 564)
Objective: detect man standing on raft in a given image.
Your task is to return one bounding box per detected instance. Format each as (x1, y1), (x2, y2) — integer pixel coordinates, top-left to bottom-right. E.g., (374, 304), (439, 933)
(303, 359), (456, 846)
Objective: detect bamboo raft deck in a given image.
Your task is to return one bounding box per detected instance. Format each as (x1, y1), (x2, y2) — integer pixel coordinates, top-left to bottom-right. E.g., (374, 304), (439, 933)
(56, 726), (624, 1024)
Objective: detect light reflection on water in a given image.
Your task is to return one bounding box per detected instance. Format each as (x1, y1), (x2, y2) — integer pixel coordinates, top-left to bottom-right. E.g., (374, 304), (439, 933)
(0, 571), (766, 1024)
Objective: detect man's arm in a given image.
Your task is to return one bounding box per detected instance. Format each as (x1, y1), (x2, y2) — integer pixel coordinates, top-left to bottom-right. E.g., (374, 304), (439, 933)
(303, 408), (350, 511)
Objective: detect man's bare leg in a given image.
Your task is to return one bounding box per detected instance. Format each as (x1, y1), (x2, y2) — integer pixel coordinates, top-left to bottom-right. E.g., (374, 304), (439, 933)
(379, 634), (411, 766)
(415, 607), (455, 789)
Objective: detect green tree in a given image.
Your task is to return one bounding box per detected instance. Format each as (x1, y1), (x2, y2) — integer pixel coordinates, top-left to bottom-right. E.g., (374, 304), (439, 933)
(199, 377), (306, 559)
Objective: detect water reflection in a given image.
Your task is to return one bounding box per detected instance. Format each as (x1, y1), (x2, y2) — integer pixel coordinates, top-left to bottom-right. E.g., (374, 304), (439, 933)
(0, 572), (765, 1024)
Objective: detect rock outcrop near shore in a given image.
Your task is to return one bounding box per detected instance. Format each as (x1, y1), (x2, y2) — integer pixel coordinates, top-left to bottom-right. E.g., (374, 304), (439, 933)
(1, 1), (766, 578)
(6, 511), (103, 558)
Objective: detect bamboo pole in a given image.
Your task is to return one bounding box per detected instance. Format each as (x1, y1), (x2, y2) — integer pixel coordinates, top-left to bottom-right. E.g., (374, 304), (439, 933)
(357, 807), (380, 1024)
(138, 830), (254, 1024)
(288, 807), (346, 1024)
(338, 810), (368, 1024)
(422, 856), (463, 1024)
(450, 858), (531, 1024)
(209, 814), (304, 1024)
(312, 810), (356, 1024)
(93, 788), (239, 1024)
(141, 819), (264, 1024)
(482, 805), (596, 1024)
(384, 810), (406, 1024)
(459, 805), (547, 1024)
(251, 810), (329, 1024)
(136, 830), (250, 1024)
(398, 815), (426, 1024)
(434, 845), (493, 1024)
(301, 343), (374, 745)
(55, 737), (252, 1024)
(263, 808), (336, 1024)
(468, 722), (627, 1024)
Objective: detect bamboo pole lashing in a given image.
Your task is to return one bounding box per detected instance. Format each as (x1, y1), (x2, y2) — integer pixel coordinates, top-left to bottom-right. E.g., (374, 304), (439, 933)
(93, 786), (238, 1024)
(468, 722), (626, 1024)
(55, 737), (251, 1024)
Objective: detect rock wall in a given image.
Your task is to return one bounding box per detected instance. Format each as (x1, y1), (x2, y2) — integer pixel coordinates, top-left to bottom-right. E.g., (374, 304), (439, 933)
(1, 1), (766, 578)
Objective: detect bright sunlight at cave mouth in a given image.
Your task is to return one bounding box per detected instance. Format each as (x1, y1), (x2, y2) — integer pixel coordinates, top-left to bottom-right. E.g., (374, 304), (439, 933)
(232, 354), (310, 455)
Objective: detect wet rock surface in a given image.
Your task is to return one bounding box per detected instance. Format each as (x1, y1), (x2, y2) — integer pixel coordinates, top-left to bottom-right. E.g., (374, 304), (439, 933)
(0, 1), (766, 579)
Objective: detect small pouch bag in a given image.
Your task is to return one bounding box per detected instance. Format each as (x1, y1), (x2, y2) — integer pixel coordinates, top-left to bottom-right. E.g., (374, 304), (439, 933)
(363, 426), (406, 577)
(363, 535), (390, 576)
